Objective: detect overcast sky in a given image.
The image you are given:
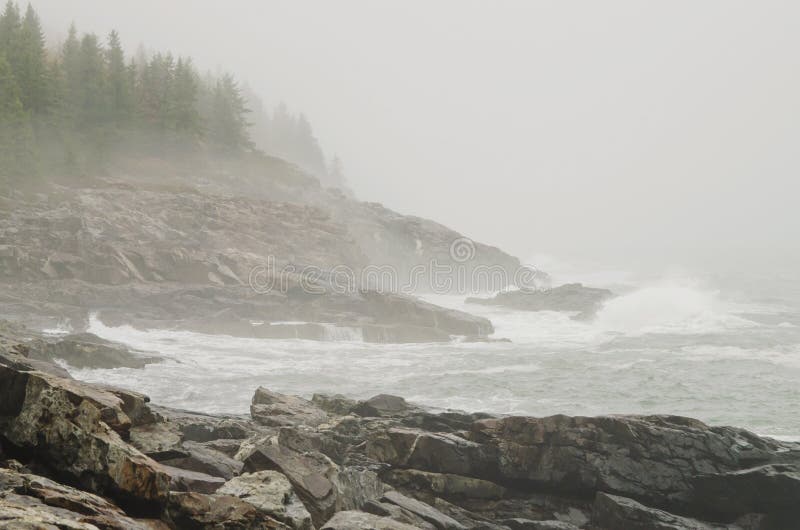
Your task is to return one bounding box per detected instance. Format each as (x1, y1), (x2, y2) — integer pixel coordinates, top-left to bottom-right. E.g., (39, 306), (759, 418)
(33, 1), (800, 270)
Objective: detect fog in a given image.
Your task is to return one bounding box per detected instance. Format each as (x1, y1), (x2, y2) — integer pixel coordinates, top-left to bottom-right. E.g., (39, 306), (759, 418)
(34, 0), (800, 271)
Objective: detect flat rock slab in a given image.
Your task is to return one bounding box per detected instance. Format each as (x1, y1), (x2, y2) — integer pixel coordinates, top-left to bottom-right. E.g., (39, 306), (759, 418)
(321, 510), (420, 530)
(381, 490), (466, 530)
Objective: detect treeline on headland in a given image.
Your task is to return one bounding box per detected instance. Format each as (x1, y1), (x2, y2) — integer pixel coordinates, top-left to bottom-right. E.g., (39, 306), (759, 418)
(0, 1), (342, 187)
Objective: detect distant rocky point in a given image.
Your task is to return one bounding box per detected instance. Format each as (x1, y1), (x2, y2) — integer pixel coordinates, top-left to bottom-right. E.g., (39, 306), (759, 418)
(466, 283), (614, 319)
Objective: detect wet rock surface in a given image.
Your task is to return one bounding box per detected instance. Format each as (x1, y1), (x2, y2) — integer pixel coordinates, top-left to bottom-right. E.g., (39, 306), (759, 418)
(2, 335), (800, 529)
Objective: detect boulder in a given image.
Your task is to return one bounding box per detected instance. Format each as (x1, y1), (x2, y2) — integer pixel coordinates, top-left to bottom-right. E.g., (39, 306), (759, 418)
(251, 387), (329, 428)
(218, 471), (313, 530)
(0, 467), (155, 529)
(352, 394), (412, 418)
(0, 364), (170, 509)
(243, 443), (339, 526)
(311, 394), (358, 416)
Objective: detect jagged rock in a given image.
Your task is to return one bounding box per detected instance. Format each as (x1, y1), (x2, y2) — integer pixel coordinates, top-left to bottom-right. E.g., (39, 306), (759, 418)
(243, 443), (339, 526)
(0, 342), (72, 378)
(161, 464), (226, 494)
(130, 420), (183, 455)
(164, 491), (289, 529)
(352, 395), (411, 418)
(26, 332), (161, 369)
(469, 415), (786, 505)
(0, 364), (170, 509)
(160, 440), (244, 480)
(332, 467), (386, 512)
(321, 510), (419, 530)
(311, 394), (358, 416)
(0, 467), (155, 529)
(466, 283), (613, 317)
(98, 385), (159, 429)
(218, 471), (313, 530)
(251, 387), (329, 428)
(592, 492), (724, 530)
(380, 490), (467, 529)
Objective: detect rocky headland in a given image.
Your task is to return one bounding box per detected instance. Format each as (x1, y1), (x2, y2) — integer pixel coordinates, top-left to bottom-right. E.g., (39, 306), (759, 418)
(0, 154), (518, 343)
(1, 325), (799, 530)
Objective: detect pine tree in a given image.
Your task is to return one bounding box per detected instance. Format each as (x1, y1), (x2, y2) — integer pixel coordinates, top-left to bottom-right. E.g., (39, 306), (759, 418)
(106, 30), (131, 126)
(76, 33), (107, 128)
(171, 57), (201, 137)
(0, 52), (35, 176)
(61, 23), (82, 126)
(17, 3), (47, 114)
(209, 73), (251, 151)
(0, 1), (21, 61)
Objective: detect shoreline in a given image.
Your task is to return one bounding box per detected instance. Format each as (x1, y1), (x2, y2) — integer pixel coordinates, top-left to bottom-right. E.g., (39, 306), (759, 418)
(2, 327), (800, 529)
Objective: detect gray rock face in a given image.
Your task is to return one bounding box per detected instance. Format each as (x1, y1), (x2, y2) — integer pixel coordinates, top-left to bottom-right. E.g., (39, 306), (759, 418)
(251, 387), (330, 428)
(690, 463), (800, 523)
(0, 466), (156, 529)
(466, 283), (614, 318)
(0, 362), (171, 508)
(592, 492), (724, 530)
(243, 442), (340, 526)
(218, 471), (313, 530)
(468, 415), (783, 505)
(0, 178), (505, 343)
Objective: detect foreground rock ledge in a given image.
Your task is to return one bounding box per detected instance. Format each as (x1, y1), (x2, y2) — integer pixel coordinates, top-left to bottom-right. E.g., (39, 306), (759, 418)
(2, 348), (800, 529)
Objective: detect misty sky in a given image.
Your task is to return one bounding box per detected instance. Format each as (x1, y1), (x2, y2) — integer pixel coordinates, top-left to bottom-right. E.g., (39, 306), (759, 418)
(34, 1), (800, 270)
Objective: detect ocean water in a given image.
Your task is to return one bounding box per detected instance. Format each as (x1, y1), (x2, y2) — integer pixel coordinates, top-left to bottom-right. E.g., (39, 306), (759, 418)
(69, 269), (800, 440)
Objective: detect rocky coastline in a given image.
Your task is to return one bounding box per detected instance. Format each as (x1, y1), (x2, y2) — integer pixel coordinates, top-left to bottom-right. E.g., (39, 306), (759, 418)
(2, 326), (798, 529)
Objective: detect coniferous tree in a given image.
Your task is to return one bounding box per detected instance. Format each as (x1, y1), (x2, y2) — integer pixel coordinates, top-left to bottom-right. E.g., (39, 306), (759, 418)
(0, 1), (21, 68)
(209, 73), (251, 151)
(76, 33), (107, 129)
(106, 30), (131, 126)
(171, 57), (201, 137)
(61, 23), (82, 126)
(17, 3), (47, 114)
(0, 53), (35, 176)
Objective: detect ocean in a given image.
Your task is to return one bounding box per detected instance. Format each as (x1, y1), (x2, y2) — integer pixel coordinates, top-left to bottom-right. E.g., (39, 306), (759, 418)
(64, 265), (800, 440)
